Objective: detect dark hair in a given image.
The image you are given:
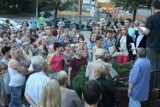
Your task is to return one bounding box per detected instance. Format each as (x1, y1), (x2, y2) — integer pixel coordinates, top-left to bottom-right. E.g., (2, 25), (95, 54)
(54, 42), (62, 51)
(0, 31), (7, 38)
(1, 46), (11, 55)
(5, 19), (10, 24)
(96, 36), (102, 41)
(63, 42), (70, 48)
(151, 0), (160, 10)
(82, 80), (102, 105)
(106, 30), (113, 34)
(125, 18), (132, 23)
(78, 35), (85, 41)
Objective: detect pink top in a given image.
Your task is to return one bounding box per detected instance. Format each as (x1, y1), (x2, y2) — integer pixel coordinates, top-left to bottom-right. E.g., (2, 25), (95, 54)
(50, 53), (64, 73)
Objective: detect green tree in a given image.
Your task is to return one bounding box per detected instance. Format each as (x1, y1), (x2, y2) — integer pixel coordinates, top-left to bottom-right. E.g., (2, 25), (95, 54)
(39, 0), (72, 25)
(111, 0), (152, 21)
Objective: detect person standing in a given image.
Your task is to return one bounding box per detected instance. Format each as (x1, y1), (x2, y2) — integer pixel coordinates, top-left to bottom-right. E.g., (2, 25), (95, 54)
(144, 0), (160, 88)
(128, 48), (151, 107)
(8, 47), (26, 107)
(38, 14), (45, 29)
(82, 80), (102, 107)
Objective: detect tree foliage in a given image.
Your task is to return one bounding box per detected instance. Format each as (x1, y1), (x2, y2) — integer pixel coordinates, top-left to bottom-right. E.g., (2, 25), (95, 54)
(111, 0), (152, 21)
(39, 0), (73, 25)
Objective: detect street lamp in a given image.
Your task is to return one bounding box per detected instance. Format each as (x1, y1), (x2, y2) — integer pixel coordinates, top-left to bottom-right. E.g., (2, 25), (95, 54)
(78, 0), (83, 30)
(36, 0), (38, 19)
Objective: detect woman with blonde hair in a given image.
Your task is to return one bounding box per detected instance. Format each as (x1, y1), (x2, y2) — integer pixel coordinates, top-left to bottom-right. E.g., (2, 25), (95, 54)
(116, 26), (134, 64)
(39, 79), (61, 107)
(94, 64), (119, 107)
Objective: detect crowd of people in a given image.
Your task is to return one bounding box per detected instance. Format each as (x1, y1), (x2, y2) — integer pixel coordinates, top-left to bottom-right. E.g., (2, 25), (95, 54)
(0, 0), (160, 107)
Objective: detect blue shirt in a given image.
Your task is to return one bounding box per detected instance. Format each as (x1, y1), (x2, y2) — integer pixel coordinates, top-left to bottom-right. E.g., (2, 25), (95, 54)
(128, 27), (135, 39)
(89, 42), (95, 62)
(102, 37), (116, 54)
(129, 58), (151, 101)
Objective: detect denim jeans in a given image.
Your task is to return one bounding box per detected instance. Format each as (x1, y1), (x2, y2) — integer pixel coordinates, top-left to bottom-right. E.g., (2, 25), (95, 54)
(128, 97), (141, 107)
(9, 86), (23, 107)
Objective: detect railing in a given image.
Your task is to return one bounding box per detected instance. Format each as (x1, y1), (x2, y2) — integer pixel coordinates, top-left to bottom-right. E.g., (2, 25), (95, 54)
(116, 69), (160, 107)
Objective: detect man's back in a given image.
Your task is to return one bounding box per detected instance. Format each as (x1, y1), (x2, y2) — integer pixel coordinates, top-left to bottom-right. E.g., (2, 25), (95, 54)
(129, 58), (150, 101)
(25, 72), (49, 104)
(145, 11), (160, 52)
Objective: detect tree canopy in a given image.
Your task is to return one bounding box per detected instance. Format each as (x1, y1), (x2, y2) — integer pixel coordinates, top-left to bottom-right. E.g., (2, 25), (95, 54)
(111, 0), (152, 21)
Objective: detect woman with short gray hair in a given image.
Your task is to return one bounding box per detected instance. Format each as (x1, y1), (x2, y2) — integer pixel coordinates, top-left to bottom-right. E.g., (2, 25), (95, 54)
(54, 70), (81, 107)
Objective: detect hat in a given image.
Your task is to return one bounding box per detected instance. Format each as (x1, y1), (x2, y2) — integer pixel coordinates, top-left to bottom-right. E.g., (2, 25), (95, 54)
(95, 48), (106, 57)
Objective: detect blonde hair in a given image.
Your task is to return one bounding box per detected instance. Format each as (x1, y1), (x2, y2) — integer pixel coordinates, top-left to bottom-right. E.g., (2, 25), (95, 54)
(94, 64), (108, 78)
(22, 42), (29, 49)
(42, 36), (49, 42)
(54, 70), (68, 86)
(39, 79), (61, 107)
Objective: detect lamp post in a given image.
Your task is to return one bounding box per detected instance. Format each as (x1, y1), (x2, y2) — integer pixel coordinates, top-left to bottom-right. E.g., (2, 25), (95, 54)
(78, 0), (83, 30)
(36, 0), (38, 19)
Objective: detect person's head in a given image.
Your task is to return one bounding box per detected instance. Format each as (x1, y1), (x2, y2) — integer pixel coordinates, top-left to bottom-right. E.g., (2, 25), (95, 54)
(137, 47), (147, 58)
(121, 26), (128, 36)
(54, 70), (68, 86)
(31, 30), (36, 36)
(82, 80), (102, 105)
(106, 30), (113, 38)
(22, 36), (31, 44)
(95, 26), (100, 34)
(39, 79), (61, 107)
(140, 20), (146, 27)
(125, 18), (132, 28)
(16, 31), (22, 39)
(64, 42), (71, 51)
(35, 38), (42, 47)
(10, 34), (17, 41)
(0, 61), (8, 72)
(95, 36), (102, 46)
(45, 29), (52, 37)
(75, 45), (83, 57)
(10, 28), (16, 34)
(54, 42), (63, 52)
(30, 55), (46, 72)
(95, 48), (106, 60)
(1, 31), (8, 38)
(22, 42), (29, 50)
(78, 35), (85, 42)
(134, 20), (140, 27)
(42, 36), (49, 45)
(10, 47), (21, 60)
(94, 64), (108, 79)
(1, 46), (11, 56)
(151, 0), (160, 13)
(90, 34), (97, 43)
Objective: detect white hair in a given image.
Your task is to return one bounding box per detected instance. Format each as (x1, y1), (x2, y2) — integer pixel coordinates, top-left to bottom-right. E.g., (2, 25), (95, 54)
(31, 56), (45, 72)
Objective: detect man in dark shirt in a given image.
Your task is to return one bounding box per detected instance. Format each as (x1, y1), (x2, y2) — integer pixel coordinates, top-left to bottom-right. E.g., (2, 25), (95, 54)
(144, 0), (160, 88)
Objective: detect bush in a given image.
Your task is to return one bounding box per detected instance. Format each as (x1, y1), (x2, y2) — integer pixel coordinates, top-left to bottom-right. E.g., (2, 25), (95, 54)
(73, 66), (87, 98)
(112, 61), (133, 75)
(73, 62), (134, 97)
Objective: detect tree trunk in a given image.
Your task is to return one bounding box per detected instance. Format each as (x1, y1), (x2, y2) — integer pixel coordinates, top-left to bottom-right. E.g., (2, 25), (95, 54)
(54, 9), (58, 28)
(0, 0), (2, 12)
(133, 8), (137, 22)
